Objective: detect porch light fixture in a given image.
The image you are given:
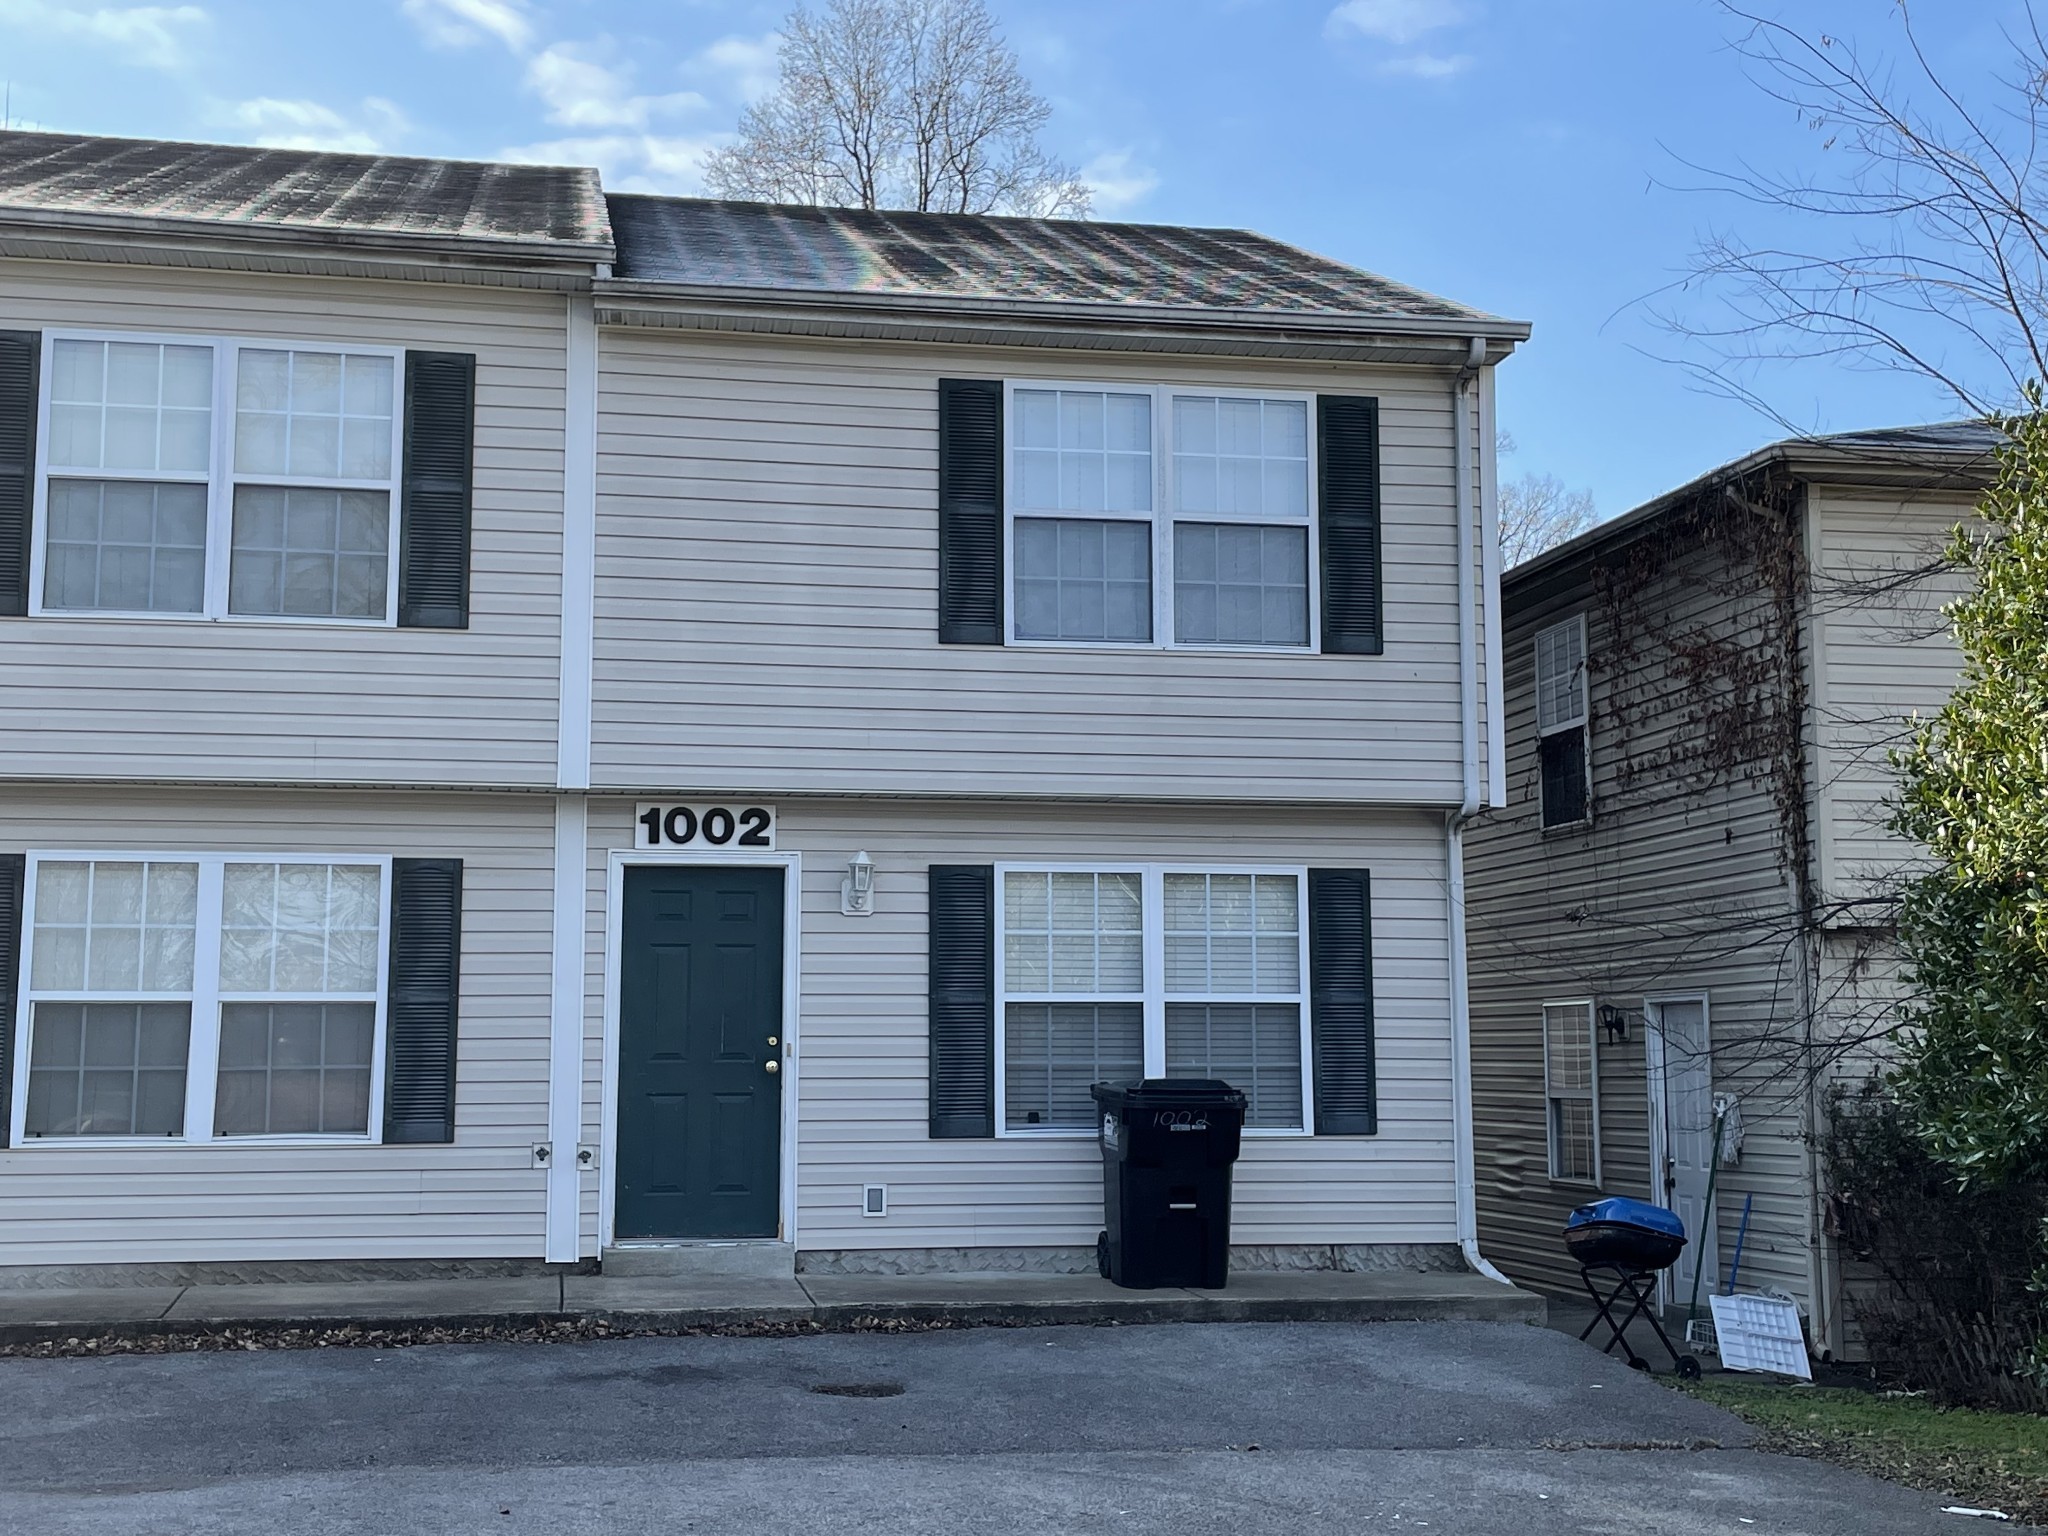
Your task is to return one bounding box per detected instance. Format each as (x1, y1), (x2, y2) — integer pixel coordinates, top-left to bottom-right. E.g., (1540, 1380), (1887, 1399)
(842, 850), (876, 916)
(1598, 1003), (1630, 1046)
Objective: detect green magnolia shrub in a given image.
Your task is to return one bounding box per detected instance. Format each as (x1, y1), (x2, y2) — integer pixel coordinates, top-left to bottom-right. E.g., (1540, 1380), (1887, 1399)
(1889, 402), (2048, 1384)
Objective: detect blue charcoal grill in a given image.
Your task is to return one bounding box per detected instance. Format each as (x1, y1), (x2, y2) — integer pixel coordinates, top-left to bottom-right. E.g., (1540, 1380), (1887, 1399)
(1564, 1198), (1701, 1379)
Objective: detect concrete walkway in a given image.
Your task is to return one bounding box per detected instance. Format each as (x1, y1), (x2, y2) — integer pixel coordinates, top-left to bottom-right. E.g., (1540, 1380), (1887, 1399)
(0, 1267), (1540, 1343)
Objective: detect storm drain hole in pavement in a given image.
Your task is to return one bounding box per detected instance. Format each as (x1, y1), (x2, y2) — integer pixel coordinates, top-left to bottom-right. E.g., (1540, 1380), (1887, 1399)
(808, 1381), (906, 1398)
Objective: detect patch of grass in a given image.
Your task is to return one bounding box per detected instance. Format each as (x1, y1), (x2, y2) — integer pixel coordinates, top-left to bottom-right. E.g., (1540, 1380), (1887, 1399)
(1682, 1377), (2048, 1525)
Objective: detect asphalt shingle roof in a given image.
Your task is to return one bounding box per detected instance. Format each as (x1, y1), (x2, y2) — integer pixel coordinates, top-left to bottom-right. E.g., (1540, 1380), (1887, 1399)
(0, 131), (612, 255)
(605, 194), (1495, 322)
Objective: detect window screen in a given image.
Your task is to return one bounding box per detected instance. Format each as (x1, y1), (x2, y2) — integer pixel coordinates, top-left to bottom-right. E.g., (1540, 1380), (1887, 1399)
(1545, 1001), (1598, 1182)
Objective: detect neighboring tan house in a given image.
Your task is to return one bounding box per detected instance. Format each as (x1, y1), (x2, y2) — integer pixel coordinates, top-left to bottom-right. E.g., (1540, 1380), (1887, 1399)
(0, 130), (1530, 1282)
(1463, 423), (1996, 1354)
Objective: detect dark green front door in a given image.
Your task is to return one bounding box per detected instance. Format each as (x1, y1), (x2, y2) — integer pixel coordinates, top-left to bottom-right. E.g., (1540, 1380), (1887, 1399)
(616, 865), (785, 1240)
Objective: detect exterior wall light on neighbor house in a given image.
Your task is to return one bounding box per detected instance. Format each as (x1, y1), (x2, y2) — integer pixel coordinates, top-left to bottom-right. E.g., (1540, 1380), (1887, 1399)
(842, 850), (876, 916)
(1598, 1003), (1630, 1045)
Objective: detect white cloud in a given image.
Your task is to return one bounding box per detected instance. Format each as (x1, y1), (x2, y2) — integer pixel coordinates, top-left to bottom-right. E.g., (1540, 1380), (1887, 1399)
(687, 33), (781, 107)
(1080, 150), (1158, 216)
(497, 132), (727, 194)
(0, 1), (209, 70)
(229, 96), (409, 153)
(1381, 51), (1475, 79)
(526, 41), (707, 131)
(400, 0), (532, 53)
(1324, 0), (1468, 45)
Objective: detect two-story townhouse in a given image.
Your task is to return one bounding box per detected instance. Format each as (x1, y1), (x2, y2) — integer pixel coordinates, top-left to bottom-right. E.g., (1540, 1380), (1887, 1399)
(0, 132), (612, 1270)
(0, 130), (1531, 1286)
(1463, 423), (1995, 1353)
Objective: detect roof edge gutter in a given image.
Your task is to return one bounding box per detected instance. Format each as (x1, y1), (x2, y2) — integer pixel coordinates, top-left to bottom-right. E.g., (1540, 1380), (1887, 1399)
(594, 280), (1531, 345)
(0, 207), (617, 270)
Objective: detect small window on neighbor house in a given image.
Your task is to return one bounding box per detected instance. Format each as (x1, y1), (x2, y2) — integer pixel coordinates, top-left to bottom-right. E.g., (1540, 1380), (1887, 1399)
(1544, 1000), (1599, 1183)
(1535, 614), (1589, 827)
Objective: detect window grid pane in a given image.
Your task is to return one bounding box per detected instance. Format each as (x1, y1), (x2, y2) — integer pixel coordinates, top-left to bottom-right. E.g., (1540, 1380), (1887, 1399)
(1551, 1099), (1596, 1182)
(1536, 619), (1587, 732)
(1173, 522), (1309, 646)
(42, 479), (207, 613)
(1011, 388), (1152, 514)
(219, 863), (383, 995)
(1013, 517), (1152, 642)
(47, 339), (213, 476)
(228, 486), (392, 619)
(1544, 1003), (1597, 1181)
(29, 860), (199, 994)
(1002, 871), (1142, 994)
(214, 1002), (375, 1136)
(235, 349), (395, 482)
(1003, 1002), (1144, 1129)
(1164, 1002), (1303, 1129)
(1163, 873), (1300, 994)
(23, 1001), (190, 1137)
(1171, 395), (1309, 519)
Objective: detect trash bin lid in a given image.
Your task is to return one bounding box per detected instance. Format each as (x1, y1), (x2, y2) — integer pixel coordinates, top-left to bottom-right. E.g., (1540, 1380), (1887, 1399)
(1090, 1078), (1249, 1110)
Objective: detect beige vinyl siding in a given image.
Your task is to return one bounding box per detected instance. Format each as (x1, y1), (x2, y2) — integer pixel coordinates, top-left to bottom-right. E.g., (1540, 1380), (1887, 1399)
(590, 331), (1473, 804)
(1467, 533), (1818, 1311)
(0, 261), (567, 788)
(0, 786), (553, 1265)
(580, 799), (1457, 1255)
(1807, 488), (1971, 907)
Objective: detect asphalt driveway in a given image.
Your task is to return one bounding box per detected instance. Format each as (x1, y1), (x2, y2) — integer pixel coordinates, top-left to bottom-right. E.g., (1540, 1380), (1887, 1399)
(0, 1320), (1953, 1534)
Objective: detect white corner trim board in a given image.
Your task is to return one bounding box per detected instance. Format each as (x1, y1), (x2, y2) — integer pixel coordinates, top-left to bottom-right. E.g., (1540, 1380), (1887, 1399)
(545, 794), (588, 1262)
(556, 292), (599, 792)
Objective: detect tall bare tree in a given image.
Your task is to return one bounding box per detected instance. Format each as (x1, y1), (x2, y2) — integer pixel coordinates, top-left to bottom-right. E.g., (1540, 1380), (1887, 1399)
(1666, 3), (2048, 423)
(704, 0), (1090, 217)
(1496, 431), (1598, 564)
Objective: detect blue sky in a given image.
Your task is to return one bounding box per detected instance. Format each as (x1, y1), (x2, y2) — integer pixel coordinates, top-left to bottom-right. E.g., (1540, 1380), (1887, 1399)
(0, 0), (2017, 516)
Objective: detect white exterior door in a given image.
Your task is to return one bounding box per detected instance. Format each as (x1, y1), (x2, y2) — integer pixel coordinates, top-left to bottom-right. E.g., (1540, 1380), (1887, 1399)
(1647, 997), (1719, 1309)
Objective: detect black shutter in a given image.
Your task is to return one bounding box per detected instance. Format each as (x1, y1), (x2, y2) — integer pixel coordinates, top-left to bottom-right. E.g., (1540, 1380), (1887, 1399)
(1309, 868), (1378, 1135)
(0, 854), (21, 1148)
(398, 351), (476, 629)
(0, 331), (40, 617)
(1318, 395), (1383, 655)
(938, 378), (1003, 644)
(383, 857), (463, 1144)
(928, 863), (995, 1137)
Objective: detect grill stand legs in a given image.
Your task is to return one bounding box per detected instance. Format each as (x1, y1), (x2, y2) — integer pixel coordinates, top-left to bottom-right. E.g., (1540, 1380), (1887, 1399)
(1577, 1264), (1702, 1380)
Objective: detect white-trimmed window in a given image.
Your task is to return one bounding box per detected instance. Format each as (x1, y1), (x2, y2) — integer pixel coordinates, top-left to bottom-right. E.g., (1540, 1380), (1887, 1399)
(1535, 614), (1590, 827)
(996, 865), (1312, 1133)
(15, 854), (390, 1144)
(35, 332), (403, 623)
(1006, 384), (1317, 650)
(1543, 999), (1599, 1183)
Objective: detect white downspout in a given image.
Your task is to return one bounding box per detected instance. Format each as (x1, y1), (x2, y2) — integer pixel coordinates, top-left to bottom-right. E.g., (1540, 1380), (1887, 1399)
(1447, 335), (1513, 1287)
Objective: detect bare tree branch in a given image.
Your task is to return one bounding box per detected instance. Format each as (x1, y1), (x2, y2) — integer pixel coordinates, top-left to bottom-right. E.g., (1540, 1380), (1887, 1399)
(1496, 431), (1598, 564)
(703, 0), (1090, 217)
(1652, 2), (2048, 420)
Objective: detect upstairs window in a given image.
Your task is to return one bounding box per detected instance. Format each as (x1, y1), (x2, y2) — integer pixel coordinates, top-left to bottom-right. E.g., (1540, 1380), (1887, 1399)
(33, 332), (404, 624)
(1535, 614), (1590, 827)
(1005, 384), (1317, 650)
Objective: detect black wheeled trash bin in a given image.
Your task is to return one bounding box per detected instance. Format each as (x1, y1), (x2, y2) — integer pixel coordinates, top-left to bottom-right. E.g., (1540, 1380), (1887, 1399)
(1091, 1078), (1248, 1289)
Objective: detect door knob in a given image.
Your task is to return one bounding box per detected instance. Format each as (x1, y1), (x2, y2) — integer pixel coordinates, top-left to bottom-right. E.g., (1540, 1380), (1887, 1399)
(765, 1059), (780, 1074)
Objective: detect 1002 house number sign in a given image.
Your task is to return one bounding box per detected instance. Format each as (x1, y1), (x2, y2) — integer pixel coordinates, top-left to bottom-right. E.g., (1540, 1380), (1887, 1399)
(634, 803), (776, 849)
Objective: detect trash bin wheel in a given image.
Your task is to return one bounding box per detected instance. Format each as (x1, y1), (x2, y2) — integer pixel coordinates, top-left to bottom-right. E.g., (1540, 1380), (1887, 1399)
(1096, 1230), (1110, 1279)
(1627, 1355), (1650, 1372)
(1676, 1355), (1702, 1381)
